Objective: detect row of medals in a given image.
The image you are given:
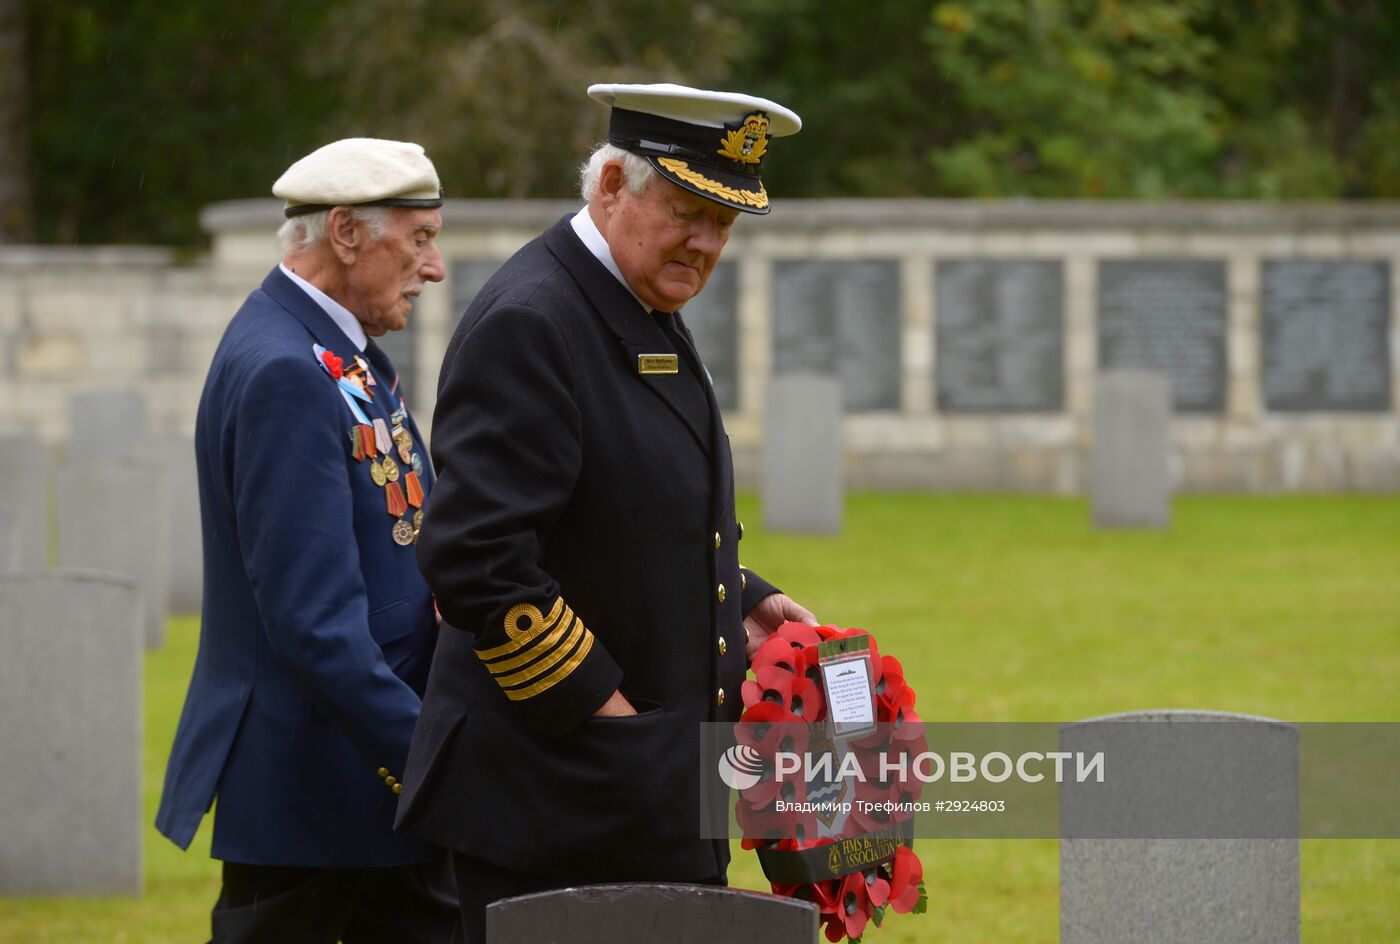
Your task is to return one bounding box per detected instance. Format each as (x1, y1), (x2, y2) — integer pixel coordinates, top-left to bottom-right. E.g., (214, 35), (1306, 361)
(348, 391), (425, 547)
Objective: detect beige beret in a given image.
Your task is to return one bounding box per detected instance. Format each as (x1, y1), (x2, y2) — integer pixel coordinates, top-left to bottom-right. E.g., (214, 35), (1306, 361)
(273, 138), (442, 218)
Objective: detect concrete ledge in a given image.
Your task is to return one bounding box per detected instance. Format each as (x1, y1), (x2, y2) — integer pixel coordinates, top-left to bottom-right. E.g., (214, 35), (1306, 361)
(0, 246), (176, 268)
(202, 198), (1400, 235)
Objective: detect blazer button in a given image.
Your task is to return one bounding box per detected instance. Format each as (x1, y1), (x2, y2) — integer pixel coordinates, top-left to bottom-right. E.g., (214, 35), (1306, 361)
(738, 520), (745, 541)
(717, 688), (725, 706)
(713, 531), (721, 551)
(716, 583), (726, 603)
(377, 767), (389, 778)
(741, 572), (747, 591)
(385, 776), (397, 787)
(392, 783), (401, 794)
(718, 636), (727, 656)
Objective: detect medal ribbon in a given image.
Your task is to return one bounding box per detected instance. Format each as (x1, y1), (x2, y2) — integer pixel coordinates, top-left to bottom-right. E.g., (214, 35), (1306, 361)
(405, 471), (424, 509)
(314, 343), (373, 425)
(373, 419), (394, 455)
(385, 481), (408, 518)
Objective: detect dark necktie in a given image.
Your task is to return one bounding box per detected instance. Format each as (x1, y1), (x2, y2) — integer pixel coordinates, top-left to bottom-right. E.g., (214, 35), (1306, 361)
(656, 312), (706, 386)
(363, 339), (398, 394)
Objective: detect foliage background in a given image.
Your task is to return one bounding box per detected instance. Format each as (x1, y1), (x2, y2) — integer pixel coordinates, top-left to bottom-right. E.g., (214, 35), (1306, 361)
(5, 0), (1400, 246)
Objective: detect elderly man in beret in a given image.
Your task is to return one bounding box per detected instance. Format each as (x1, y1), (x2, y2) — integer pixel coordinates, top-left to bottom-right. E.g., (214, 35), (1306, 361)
(157, 138), (459, 943)
(396, 83), (818, 939)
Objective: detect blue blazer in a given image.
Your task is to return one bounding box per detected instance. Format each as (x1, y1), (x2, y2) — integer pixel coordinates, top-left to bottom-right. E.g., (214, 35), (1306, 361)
(156, 267), (439, 867)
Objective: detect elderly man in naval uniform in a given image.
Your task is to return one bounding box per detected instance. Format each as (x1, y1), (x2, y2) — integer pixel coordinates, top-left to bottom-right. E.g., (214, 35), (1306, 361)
(396, 83), (817, 941)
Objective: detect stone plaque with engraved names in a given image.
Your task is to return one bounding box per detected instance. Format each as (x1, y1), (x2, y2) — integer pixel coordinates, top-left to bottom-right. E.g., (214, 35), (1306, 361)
(1261, 260), (1391, 412)
(772, 260), (900, 411)
(936, 260), (1064, 412)
(1098, 260), (1227, 413)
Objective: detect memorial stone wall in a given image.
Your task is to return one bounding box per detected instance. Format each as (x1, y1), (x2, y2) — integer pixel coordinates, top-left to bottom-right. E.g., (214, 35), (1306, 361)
(2, 200), (1397, 492)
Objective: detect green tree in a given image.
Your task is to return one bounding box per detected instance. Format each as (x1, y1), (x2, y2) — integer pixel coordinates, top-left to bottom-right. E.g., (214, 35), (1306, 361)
(722, 0), (958, 199)
(925, 0), (1224, 197)
(1, 0), (33, 241)
(18, 0), (1400, 247)
(313, 0), (747, 200)
(1203, 0), (1400, 198)
(924, 0), (1400, 198)
(27, 0), (338, 245)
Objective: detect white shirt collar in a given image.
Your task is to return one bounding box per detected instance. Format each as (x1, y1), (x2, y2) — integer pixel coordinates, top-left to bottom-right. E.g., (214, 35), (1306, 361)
(569, 206), (652, 312)
(279, 262), (368, 351)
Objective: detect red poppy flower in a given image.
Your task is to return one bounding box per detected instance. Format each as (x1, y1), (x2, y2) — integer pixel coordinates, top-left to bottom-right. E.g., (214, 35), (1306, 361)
(874, 656), (923, 739)
(774, 874), (840, 916)
(751, 622), (823, 676)
(320, 349), (344, 380)
(874, 655), (908, 717)
(734, 706), (814, 811)
(777, 621), (825, 649)
(741, 664), (824, 722)
(737, 796), (813, 850)
(887, 845), (924, 914)
(737, 698), (798, 729)
(835, 868), (873, 939)
(862, 865), (891, 908)
(848, 766), (905, 834)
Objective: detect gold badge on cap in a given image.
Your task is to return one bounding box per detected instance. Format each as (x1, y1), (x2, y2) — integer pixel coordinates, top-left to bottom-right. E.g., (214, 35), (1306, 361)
(717, 112), (769, 165)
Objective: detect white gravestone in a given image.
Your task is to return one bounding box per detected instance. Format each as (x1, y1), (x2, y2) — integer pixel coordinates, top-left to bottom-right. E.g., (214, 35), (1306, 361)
(57, 458), (171, 648)
(154, 437), (203, 613)
(68, 390), (147, 460)
(1060, 710), (1299, 944)
(0, 570), (143, 895)
(762, 375), (842, 534)
(1092, 370), (1171, 528)
(0, 507), (20, 571)
(0, 434), (49, 570)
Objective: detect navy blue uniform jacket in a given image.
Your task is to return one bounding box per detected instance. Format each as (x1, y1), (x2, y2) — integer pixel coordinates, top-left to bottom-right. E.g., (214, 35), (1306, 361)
(156, 267), (439, 867)
(397, 216), (778, 880)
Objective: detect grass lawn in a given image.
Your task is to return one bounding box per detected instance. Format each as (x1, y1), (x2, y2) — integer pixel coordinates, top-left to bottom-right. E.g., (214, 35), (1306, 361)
(2, 494), (1396, 942)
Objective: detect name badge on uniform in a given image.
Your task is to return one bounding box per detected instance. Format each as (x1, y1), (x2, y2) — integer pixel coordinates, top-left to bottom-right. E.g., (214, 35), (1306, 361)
(638, 354), (679, 375)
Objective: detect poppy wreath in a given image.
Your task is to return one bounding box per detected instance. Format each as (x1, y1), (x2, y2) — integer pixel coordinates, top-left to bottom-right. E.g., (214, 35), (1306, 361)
(736, 622), (928, 942)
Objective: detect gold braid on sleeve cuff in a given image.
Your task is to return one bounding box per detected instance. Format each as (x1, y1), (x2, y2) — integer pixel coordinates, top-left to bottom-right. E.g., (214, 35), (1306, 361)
(476, 597), (596, 701)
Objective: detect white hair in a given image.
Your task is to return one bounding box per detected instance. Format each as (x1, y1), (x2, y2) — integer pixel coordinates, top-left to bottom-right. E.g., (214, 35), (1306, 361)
(578, 144), (657, 203)
(276, 205), (392, 257)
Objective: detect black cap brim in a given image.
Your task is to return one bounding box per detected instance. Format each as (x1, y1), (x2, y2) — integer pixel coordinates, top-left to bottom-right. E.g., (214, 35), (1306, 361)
(648, 156), (770, 215)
